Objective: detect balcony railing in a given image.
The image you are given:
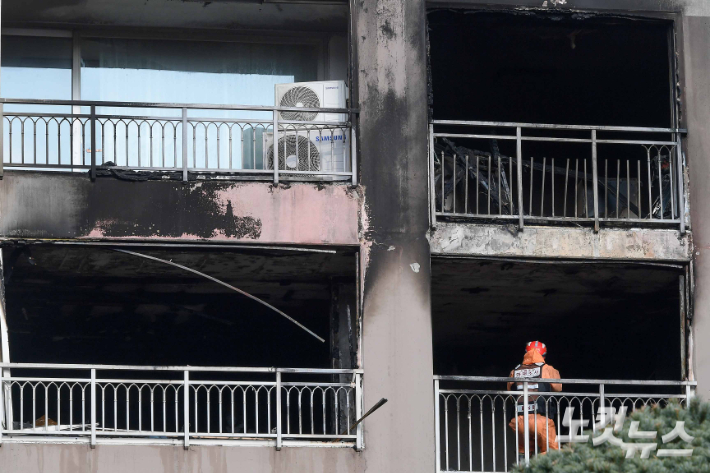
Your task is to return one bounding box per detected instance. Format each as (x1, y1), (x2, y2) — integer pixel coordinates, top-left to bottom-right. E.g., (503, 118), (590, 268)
(0, 99), (357, 184)
(429, 121), (687, 233)
(434, 375), (696, 472)
(0, 363), (363, 449)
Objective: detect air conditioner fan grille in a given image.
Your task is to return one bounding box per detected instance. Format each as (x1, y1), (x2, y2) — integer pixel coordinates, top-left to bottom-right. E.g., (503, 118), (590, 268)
(267, 134), (321, 172)
(280, 86), (320, 122)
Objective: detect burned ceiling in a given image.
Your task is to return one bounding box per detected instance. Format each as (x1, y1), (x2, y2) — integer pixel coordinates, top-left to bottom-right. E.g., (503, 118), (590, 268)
(428, 10), (673, 127)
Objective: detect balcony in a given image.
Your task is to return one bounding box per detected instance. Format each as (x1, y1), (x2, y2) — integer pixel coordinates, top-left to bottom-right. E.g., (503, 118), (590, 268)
(430, 257), (695, 471)
(426, 11), (687, 239)
(1, 99), (356, 184)
(0, 245), (363, 448)
(429, 121), (686, 232)
(0, 0), (355, 185)
(433, 375), (696, 472)
(0, 363), (363, 448)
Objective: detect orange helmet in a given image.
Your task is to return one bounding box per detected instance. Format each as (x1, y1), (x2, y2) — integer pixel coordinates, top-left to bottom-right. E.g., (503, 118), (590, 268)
(526, 341), (547, 356)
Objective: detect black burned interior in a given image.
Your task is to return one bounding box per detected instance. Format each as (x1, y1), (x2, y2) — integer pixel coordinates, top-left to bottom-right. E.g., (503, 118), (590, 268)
(2, 245), (358, 436)
(428, 12), (679, 224)
(431, 258), (682, 381)
(3, 245), (357, 368)
(428, 11), (672, 127)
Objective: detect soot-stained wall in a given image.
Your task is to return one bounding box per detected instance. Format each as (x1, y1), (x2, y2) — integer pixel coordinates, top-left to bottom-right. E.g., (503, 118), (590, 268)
(0, 173), (360, 246)
(355, 0), (435, 472)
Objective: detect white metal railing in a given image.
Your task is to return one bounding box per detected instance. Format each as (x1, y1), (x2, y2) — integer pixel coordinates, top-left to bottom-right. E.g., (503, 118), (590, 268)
(429, 121), (687, 233)
(433, 375), (696, 472)
(0, 363), (364, 449)
(0, 99), (357, 184)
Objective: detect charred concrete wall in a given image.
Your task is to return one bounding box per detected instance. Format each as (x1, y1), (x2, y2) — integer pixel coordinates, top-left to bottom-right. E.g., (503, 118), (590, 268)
(681, 5), (710, 399)
(427, 0), (689, 12)
(355, 0), (435, 473)
(431, 223), (692, 262)
(0, 172), (360, 246)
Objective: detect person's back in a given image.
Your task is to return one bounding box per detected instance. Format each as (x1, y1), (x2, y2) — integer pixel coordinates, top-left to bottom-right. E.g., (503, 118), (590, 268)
(508, 341), (562, 460)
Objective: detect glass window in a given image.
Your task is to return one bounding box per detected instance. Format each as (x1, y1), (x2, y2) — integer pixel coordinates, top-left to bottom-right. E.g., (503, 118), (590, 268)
(81, 38), (318, 109)
(1, 35), (73, 101)
(80, 38), (320, 169)
(2, 36), (73, 167)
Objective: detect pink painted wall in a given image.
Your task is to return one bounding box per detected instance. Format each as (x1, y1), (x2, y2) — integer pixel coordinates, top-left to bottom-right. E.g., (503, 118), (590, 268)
(213, 184), (360, 245)
(0, 174), (361, 247)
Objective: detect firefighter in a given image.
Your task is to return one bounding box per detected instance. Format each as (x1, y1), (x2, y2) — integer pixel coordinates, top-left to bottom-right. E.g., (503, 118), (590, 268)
(508, 341), (562, 461)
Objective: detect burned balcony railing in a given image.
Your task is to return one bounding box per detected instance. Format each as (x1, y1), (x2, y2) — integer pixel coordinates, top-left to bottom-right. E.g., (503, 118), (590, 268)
(0, 99), (357, 184)
(429, 121), (687, 232)
(433, 375), (696, 473)
(0, 363), (363, 449)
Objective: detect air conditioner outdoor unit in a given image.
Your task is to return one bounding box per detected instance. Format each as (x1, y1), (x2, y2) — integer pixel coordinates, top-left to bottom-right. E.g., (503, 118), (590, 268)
(263, 129), (350, 173)
(275, 80), (348, 123)
(266, 81), (350, 173)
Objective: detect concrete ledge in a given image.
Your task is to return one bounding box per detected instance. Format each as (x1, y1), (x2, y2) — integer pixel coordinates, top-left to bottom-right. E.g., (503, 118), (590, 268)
(430, 222), (692, 261)
(0, 172), (361, 246)
(0, 443), (362, 473)
(425, 0), (681, 14)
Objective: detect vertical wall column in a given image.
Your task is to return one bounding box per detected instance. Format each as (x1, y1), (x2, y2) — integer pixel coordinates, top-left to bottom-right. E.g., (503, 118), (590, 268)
(683, 10), (710, 398)
(0, 250), (11, 430)
(330, 282), (358, 430)
(330, 282), (358, 371)
(355, 0), (435, 472)
(71, 32), (82, 167)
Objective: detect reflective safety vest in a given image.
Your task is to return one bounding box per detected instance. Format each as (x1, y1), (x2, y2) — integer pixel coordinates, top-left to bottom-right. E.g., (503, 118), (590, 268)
(512, 362), (556, 418)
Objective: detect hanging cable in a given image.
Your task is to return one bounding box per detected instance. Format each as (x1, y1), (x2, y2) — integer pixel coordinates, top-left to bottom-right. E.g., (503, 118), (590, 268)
(112, 249), (325, 343)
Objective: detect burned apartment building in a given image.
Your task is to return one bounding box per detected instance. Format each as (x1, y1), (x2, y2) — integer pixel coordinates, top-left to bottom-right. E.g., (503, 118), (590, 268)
(0, 0), (707, 472)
